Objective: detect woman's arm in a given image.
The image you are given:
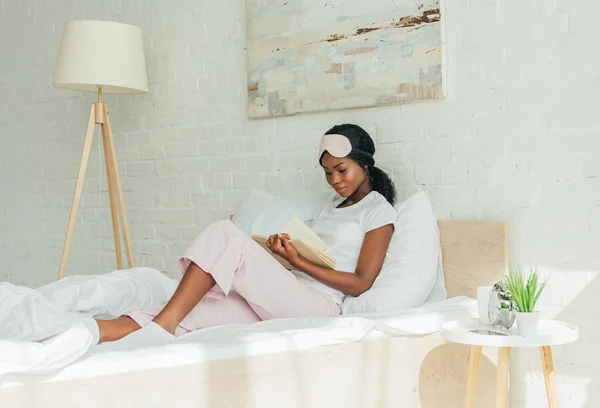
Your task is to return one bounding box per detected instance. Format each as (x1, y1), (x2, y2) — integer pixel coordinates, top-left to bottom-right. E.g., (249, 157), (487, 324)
(272, 224), (394, 297)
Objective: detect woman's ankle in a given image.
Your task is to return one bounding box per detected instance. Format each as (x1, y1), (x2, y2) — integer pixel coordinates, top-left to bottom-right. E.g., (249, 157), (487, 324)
(151, 315), (177, 335)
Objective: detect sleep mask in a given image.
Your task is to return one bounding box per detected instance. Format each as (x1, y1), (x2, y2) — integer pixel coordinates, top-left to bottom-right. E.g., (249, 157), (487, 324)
(318, 134), (352, 159)
(318, 133), (374, 163)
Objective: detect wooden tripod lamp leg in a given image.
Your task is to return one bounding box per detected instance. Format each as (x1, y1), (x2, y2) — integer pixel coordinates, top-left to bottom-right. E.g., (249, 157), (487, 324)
(104, 107), (134, 268)
(57, 106), (96, 280)
(100, 104), (123, 270)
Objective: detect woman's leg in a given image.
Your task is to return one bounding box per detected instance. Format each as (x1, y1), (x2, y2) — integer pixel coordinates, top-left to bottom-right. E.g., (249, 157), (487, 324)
(129, 290), (261, 334)
(97, 289), (261, 343)
(97, 316), (141, 343)
(151, 262), (215, 334)
(179, 220), (341, 321)
(97, 219), (256, 342)
(97, 219), (340, 343)
(152, 219), (340, 329)
(96, 262), (218, 342)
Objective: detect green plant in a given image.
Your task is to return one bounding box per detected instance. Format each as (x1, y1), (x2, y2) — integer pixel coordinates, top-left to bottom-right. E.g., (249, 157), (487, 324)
(503, 266), (549, 313)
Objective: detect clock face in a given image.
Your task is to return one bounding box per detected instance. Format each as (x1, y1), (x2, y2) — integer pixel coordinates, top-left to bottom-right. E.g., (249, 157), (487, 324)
(488, 291), (501, 324)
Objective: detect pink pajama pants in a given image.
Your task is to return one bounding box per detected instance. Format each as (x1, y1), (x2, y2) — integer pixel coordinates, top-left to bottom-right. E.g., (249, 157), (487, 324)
(128, 220), (341, 336)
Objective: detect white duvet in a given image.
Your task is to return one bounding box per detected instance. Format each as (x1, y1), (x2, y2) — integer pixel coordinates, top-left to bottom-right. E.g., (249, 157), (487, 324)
(0, 268), (178, 378)
(0, 268), (476, 385)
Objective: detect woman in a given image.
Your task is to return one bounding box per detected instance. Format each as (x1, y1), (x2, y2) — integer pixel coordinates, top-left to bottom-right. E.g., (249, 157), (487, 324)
(97, 124), (397, 343)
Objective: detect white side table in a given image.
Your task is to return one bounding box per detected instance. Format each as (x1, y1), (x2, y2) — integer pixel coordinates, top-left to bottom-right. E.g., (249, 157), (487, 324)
(441, 318), (579, 408)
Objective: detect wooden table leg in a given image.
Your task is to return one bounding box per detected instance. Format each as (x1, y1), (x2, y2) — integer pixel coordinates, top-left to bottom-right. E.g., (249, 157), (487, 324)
(540, 346), (559, 408)
(496, 347), (510, 408)
(465, 345), (482, 408)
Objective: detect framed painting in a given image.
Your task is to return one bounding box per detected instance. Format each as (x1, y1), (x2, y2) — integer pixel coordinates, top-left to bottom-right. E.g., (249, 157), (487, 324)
(246, 0), (445, 118)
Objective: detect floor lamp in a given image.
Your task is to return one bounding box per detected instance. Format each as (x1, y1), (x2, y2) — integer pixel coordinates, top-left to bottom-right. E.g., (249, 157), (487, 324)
(53, 20), (148, 280)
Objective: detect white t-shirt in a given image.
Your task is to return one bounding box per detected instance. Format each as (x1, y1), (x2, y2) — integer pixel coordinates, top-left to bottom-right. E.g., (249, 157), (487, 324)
(291, 191), (396, 304)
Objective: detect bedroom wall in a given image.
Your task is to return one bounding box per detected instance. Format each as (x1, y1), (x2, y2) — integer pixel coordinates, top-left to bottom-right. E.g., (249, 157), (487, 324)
(0, 0), (598, 406)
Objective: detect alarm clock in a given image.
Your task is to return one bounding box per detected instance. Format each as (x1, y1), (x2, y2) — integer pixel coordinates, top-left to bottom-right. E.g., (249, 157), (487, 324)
(488, 281), (516, 329)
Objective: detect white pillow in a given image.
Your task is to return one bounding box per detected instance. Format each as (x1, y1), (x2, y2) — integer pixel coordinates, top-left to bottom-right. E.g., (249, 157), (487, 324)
(342, 191), (446, 314)
(268, 190), (335, 225)
(230, 189), (274, 235)
(232, 189), (334, 237)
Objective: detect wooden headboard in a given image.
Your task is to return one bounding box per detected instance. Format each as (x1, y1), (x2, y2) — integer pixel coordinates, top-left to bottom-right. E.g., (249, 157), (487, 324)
(438, 220), (508, 299)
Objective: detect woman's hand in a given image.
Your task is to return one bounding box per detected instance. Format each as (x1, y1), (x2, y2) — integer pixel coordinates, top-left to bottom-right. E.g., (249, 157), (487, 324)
(265, 233), (300, 267)
(290, 224), (395, 297)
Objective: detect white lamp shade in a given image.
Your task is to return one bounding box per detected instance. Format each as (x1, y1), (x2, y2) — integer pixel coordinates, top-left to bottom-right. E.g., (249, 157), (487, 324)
(53, 20), (148, 94)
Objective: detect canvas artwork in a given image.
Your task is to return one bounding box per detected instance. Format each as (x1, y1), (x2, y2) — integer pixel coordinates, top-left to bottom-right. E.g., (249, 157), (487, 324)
(246, 0), (444, 118)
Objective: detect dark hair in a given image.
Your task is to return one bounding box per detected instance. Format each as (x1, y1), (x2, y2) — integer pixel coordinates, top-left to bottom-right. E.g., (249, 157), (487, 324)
(323, 124), (396, 205)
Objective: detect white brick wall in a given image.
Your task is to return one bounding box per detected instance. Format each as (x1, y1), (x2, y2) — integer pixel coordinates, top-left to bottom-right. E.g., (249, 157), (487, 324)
(1, 0), (599, 406)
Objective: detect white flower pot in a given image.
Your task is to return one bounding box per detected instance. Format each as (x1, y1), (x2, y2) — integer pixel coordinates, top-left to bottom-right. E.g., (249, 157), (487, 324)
(516, 311), (540, 336)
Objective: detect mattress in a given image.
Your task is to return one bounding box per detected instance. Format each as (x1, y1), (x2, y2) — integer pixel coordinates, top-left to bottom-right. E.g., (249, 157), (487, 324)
(1, 296), (477, 390)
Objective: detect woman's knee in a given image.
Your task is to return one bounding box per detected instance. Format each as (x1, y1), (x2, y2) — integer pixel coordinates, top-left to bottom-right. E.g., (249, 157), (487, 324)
(183, 219), (245, 253)
(208, 219), (243, 236)
(211, 219), (234, 228)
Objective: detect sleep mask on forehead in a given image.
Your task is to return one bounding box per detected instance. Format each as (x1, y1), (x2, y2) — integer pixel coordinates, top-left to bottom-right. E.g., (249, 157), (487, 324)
(318, 133), (374, 162)
(318, 134), (352, 159)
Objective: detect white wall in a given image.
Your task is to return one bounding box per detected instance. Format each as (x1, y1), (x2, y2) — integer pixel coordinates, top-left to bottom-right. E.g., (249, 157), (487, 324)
(1, 0), (599, 406)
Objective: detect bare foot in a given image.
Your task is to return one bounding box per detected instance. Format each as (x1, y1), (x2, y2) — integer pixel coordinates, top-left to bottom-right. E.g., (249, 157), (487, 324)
(97, 316), (141, 343)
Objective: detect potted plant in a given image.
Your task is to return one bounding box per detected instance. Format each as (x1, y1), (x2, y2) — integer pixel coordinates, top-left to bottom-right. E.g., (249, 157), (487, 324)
(503, 266), (549, 336)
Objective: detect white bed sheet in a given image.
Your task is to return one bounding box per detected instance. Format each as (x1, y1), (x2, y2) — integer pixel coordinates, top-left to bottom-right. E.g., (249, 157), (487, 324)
(0, 296), (477, 389)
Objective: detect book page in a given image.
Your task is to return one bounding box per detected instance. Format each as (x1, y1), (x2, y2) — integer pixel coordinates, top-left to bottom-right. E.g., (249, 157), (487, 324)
(282, 217), (328, 251)
(289, 239), (335, 269)
(251, 235), (335, 270)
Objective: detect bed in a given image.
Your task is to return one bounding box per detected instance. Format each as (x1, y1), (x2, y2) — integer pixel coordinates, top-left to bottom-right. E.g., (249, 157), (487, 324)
(0, 220), (508, 408)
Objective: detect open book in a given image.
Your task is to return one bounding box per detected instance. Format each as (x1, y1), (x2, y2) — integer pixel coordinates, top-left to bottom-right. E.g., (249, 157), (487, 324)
(252, 217), (336, 270)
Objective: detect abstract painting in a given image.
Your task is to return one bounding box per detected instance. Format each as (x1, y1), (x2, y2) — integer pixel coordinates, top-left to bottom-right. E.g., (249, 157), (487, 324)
(246, 0), (444, 118)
